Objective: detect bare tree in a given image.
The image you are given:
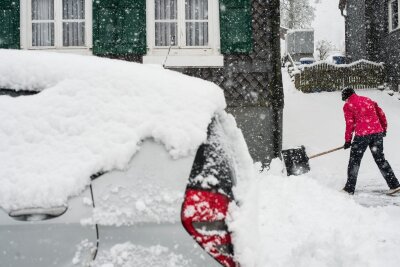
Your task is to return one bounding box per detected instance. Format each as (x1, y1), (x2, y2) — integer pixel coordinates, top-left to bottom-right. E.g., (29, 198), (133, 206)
(316, 40), (333, 60)
(280, 0), (315, 29)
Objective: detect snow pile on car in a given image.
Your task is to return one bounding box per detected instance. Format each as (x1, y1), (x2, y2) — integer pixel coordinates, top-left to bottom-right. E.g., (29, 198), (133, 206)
(0, 50), (226, 211)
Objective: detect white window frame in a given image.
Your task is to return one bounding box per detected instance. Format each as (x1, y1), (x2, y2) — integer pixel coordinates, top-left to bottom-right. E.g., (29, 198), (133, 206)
(20, 0), (92, 53)
(389, 0), (400, 32)
(143, 0), (223, 67)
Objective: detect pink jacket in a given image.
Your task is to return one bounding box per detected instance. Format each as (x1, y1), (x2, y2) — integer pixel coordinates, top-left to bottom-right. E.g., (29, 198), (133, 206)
(343, 94), (387, 142)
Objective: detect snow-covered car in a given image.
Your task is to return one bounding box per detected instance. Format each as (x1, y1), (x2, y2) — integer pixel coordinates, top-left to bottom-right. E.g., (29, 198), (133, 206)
(325, 52), (346, 64)
(299, 57), (315, 65)
(0, 50), (253, 267)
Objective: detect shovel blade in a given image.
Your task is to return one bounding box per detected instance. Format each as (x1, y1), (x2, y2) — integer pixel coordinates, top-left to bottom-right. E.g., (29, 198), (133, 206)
(282, 146), (310, 176)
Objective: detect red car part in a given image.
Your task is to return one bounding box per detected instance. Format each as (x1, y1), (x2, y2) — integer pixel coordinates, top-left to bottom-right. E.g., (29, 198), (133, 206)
(182, 189), (238, 267)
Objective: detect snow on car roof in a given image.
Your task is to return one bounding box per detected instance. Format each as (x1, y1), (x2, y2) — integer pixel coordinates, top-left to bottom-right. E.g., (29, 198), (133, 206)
(0, 50), (226, 211)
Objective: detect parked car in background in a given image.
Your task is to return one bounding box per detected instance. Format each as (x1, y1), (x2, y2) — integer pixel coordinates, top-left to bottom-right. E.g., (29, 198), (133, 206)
(0, 50), (252, 267)
(325, 52), (346, 64)
(300, 57), (316, 65)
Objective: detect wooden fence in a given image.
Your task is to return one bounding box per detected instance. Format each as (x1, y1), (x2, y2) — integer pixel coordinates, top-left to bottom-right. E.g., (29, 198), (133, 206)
(293, 60), (385, 93)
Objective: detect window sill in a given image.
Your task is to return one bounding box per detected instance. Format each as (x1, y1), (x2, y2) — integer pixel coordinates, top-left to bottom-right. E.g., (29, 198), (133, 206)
(142, 55), (224, 68)
(25, 48), (93, 55)
(389, 27), (400, 34)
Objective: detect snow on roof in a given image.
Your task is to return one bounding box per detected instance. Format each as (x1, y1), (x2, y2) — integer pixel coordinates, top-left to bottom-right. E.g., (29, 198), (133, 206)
(287, 28), (314, 34)
(0, 50), (226, 211)
(326, 51), (345, 57)
(300, 59), (384, 69)
(300, 57), (315, 61)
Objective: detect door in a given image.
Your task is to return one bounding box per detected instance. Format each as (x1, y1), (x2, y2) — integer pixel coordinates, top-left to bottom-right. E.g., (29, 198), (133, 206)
(0, 187), (97, 267)
(91, 140), (221, 266)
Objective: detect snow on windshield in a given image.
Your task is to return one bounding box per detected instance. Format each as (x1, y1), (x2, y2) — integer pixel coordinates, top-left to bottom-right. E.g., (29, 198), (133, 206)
(0, 50), (226, 211)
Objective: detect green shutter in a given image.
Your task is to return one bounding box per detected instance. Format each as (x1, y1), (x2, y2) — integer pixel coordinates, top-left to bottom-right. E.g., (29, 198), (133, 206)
(92, 0), (117, 55)
(93, 0), (146, 56)
(219, 0), (252, 54)
(0, 0), (20, 49)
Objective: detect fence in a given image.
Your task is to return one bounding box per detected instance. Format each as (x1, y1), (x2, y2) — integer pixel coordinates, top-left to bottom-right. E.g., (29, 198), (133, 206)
(293, 60), (385, 93)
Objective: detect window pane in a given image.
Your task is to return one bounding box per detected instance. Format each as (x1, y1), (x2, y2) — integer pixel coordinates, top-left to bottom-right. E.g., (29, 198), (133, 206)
(185, 0), (208, 20)
(32, 0), (54, 20)
(155, 0), (178, 46)
(185, 0), (208, 46)
(63, 22), (85, 46)
(32, 23), (54, 46)
(186, 22), (208, 46)
(391, 0), (399, 30)
(63, 0), (85, 20)
(155, 0), (177, 20)
(155, 22), (177, 46)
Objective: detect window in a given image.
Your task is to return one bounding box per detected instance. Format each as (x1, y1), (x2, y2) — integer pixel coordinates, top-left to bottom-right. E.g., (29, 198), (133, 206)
(22, 0), (91, 49)
(144, 0), (223, 67)
(62, 0), (86, 46)
(154, 0), (209, 47)
(389, 0), (399, 32)
(31, 0), (55, 46)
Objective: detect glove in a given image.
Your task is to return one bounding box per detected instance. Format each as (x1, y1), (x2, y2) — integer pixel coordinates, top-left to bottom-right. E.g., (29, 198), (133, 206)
(383, 131), (386, 137)
(344, 142), (352, 150)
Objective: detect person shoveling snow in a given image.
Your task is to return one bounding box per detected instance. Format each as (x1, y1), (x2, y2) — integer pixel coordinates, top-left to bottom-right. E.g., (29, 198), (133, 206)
(341, 87), (400, 195)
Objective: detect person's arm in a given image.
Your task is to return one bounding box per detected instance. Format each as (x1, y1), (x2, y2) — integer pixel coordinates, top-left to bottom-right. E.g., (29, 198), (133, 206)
(375, 102), (387, 133)
(343, 104), (354, 143)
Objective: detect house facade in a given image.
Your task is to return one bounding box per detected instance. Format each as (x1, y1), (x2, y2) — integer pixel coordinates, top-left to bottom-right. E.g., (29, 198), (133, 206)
(0, 0), (283, 165)
(340, 0), (400, 91)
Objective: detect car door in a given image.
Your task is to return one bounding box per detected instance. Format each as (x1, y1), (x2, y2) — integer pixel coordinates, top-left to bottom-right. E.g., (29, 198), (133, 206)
(0, 187), (97, 267)
(90, 140), (221, 266)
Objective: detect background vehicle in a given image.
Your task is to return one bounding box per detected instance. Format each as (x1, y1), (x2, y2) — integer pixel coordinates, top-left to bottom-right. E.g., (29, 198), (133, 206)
(299, 57), (316, 65)
(325, 52), (346, 64)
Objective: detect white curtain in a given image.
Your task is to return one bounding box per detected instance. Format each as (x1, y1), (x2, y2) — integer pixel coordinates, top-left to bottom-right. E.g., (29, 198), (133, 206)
(155, 0), (178, 46)
(62, 0), (85, 46)
(185, 0), (208, 46)
(32, 0), (54, 46)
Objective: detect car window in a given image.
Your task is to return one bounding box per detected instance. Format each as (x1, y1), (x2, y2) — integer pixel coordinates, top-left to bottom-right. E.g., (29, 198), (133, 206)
(0, 88), (38, 97)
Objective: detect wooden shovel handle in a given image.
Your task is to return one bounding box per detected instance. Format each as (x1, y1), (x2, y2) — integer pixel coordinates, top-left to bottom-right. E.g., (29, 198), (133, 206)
(309, 146), (345, 159)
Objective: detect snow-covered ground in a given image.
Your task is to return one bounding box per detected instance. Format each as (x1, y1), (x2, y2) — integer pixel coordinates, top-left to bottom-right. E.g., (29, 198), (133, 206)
(231, 70), (400, 267)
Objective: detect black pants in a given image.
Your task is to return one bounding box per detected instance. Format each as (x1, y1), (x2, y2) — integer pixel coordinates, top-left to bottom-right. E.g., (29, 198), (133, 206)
(344, 133), (399, 193)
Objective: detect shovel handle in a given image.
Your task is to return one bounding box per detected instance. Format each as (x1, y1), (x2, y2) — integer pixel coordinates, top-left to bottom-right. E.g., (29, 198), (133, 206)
(309, 146), (344, 159)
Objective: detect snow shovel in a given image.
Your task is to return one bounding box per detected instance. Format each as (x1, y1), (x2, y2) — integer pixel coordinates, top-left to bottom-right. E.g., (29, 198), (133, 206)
(282, 146), (344, 176)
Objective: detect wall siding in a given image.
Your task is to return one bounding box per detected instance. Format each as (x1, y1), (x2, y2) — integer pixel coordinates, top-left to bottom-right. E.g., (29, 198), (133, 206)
(346, 0), (400, 91)
(345, 0), (367, 61)
(377, 1), (400, 91)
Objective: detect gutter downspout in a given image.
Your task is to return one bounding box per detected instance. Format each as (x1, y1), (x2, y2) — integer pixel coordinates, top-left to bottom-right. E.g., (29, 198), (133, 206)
(339, 0), (347, 17)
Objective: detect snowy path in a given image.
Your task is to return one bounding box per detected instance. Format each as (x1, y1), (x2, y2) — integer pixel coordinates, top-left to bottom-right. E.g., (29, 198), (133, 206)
(282, 70), (400, 207)
(231, 70), (400, 267)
